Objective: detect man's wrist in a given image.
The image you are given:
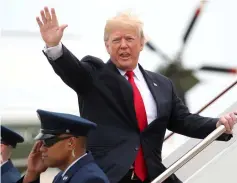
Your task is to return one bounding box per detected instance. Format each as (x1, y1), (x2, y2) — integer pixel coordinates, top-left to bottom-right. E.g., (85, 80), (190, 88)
(23, 170), (40, 183)
(43, 42), (63, 61)
(46, 42), (60, 48)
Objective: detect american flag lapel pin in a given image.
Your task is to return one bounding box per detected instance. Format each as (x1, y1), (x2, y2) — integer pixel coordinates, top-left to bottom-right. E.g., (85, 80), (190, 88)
(63, 176), (68, 181)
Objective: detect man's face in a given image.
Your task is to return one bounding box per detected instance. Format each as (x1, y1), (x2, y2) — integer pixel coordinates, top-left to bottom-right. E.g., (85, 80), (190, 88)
(40, 135), (73, 168)
(0, 144), (11, 164)
(105, 25), (144, 71)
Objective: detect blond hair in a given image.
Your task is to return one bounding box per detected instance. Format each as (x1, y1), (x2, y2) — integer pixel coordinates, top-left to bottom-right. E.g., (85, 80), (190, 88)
(104, 11), (145, 42)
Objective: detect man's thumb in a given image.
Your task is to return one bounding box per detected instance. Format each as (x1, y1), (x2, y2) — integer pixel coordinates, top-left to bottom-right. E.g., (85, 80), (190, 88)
(59, 24), (68, 32)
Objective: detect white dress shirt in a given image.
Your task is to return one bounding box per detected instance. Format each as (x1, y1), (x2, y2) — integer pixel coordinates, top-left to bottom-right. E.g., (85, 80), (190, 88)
(43, 43), (63, 60)
(117, 67), (157, 124)
(44, 43), (157, 124)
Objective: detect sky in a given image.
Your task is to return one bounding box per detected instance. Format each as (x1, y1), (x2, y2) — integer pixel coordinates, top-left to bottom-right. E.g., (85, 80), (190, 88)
(1, 0), (236, 120)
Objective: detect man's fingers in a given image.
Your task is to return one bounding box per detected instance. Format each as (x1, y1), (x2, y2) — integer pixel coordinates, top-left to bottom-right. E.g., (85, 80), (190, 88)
(234, 111), (237, 119)
(31, 141), (42, 154)
(226, 115), (234, 131)
(35, 141), (43, 153)
(36, 17), (43, 28)
(230, 113), (236, 123)
(230, 113), (237, 132)
(221, 117), (231, 133)
(31, 142), (39, 153)
(40, 10), (47, 24)
(51, 8), (58, 25)
(44, 7), (52, 22)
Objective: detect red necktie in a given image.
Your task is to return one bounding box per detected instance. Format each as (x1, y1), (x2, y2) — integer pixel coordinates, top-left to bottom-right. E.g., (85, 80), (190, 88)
(126, 71), (148, 181)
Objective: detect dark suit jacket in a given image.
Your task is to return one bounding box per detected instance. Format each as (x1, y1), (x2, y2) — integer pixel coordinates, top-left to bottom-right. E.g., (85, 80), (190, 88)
(45, 45), (232, 183)
(17, 152), (109, 183)
(52, 152), (109, 183)
(1, 160), (21, 183)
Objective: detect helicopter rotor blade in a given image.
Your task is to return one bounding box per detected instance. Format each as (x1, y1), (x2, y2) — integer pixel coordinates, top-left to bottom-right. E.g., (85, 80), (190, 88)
(199, 65), (237, 74)
(175, 0), (208, 63)
(145, 41), (173, 62)
(183, 0), (207, 45)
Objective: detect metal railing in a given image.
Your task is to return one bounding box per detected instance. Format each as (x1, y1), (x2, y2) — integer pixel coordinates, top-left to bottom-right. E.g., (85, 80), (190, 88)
(152, 115), (236, 183)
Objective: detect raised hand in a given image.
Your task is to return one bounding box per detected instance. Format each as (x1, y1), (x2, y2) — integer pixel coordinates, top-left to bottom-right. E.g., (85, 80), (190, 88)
(36, 7), (68, 47)
(23, 141), (48, 183)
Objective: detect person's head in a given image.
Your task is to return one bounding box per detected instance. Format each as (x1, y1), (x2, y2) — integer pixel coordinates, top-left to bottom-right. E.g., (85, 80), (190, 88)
(104, 11), (145, 71)
(0, 144), (12, 163)
(0, 125), (24, 164)
(35, 109), (97, 171)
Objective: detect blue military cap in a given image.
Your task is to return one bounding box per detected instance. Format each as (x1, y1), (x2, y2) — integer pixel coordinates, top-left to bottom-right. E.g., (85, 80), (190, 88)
(1, 125), (24, 148)
(35, 109), (97, 140)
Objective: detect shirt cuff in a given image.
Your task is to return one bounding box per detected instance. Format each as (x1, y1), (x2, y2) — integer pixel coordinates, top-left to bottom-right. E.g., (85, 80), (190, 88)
(43, 43), (63, 60)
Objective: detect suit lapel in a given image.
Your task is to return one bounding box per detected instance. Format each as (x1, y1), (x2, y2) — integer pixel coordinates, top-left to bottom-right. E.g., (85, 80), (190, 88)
(106, 61), (139, 131)
(105, 61), (162, 128)
(139, 65), (161, 120)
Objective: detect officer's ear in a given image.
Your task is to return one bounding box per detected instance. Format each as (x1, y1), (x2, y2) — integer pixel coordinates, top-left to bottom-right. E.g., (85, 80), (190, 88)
(67, 137), (76, 149)
(68, 139), (73, 147)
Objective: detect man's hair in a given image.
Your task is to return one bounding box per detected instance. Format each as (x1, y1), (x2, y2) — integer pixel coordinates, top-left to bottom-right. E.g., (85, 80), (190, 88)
(104, 11), (145, 42)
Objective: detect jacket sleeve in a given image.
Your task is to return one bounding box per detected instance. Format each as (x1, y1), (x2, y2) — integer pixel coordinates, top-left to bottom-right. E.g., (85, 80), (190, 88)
(84, 177), (109, 183)
(44, 44), (104, 95)
(167, 79), (232, 141)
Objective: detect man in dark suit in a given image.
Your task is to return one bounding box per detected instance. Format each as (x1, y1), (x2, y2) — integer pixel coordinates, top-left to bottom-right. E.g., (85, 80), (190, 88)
(18, 109), (109, 183)
(1, 125), (24, 183)
(35, 7), (237, 183)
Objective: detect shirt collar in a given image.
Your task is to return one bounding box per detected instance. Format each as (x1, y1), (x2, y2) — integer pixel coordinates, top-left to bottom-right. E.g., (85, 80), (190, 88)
(61, 153), (87, 177)
(117, 65), (142, 81)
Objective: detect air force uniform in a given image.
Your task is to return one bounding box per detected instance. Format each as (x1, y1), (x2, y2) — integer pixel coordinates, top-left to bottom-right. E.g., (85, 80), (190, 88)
(1, 125), (24, 183)
(18, 109), (110, 183)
